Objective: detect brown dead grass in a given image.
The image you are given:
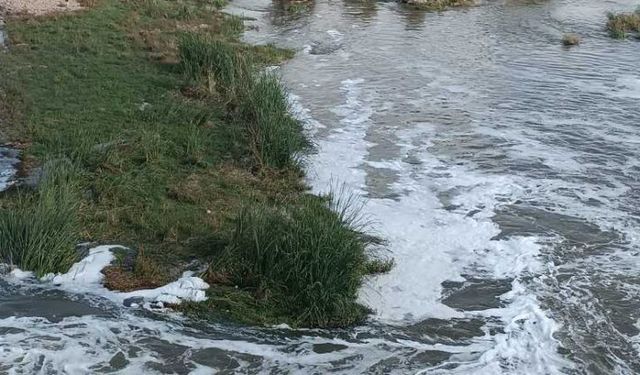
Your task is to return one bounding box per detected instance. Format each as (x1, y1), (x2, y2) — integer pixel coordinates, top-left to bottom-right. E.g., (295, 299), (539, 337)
(102, 249), (166, 292)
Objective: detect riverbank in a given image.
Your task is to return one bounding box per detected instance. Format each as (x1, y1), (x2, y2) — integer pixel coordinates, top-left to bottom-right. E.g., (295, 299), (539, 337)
(0, 0), (388, 328)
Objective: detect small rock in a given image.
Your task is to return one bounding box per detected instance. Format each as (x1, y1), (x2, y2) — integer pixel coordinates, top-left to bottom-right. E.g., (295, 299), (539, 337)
(123, 296), (144, 307)
(109, 351), (129, 370)
(109, 247), (138, 271)
(182, 258), (208, 275)
(148, 301), (165, 309)
(0, 263), (11, 275)
(75, 242), (96, 259)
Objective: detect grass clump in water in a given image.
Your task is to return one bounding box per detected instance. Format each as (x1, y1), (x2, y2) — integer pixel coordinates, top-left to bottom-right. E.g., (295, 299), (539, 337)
(401, 0), (474, 11)
(218, 196), (373, 327)
(606, 9), (640, 39)
(562, 33), (581, 46)
(0, 160), (80, 276)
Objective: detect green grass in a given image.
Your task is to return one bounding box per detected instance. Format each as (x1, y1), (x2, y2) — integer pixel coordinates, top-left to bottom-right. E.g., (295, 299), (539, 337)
(178, 33), (251, 101)
(0, 160), (80, 276)
(178, 34), (308, 169)
(0, 0), (388, 327)
(607, 9), (640, 39)
(218, 195), (372, 327)
(236, 74), (308, 169)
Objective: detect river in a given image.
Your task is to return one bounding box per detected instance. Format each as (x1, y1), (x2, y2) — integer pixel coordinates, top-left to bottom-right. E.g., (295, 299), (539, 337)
(2, 0), (640, 373)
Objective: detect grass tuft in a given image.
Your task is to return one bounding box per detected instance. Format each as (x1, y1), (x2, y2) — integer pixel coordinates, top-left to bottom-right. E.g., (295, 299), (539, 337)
(364, 258), (395, 274)
(178, 33), (251, 100)
(237, 74), (308, 169)
(606, 9), (640, 39)
(0, 160), (80, 276)
(219, 196), (372, 327)
(402, 0), (474, 11)
(562, 33), (581, 46)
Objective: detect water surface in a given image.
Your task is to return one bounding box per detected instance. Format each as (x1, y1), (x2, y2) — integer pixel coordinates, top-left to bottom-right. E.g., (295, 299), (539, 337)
(2, 0), (640, 373)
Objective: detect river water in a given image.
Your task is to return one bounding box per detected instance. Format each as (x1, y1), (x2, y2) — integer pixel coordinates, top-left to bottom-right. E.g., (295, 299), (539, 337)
(2, 0), (640, 374)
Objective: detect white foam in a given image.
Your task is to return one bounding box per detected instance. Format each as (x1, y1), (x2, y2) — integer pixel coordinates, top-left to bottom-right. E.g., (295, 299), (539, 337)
(10, 245), (210, 306)
(8, 268), (35, 280)
(301, 78), (571, 373)
(51, 245), (117, 285)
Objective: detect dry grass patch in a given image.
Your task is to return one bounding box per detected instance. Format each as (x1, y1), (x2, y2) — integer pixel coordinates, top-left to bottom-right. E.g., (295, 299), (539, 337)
(607, 10), (640, 39)
(103, 252), (167, 292)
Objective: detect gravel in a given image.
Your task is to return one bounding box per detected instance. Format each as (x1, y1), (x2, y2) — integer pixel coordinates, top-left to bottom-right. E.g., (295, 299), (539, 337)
(0, 0), (81, 15)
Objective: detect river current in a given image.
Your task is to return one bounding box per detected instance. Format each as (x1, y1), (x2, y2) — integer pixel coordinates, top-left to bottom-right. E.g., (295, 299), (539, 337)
(2, 0), (640, 374)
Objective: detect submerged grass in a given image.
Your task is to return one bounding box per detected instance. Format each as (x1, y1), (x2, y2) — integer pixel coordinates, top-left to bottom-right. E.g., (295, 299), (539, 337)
(0, 0), (386, 327)
(0, 160), (79, 276)
(606, 9), (640, 39)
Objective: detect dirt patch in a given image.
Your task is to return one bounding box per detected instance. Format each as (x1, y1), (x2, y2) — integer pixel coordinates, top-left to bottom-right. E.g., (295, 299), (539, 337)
(0, 0), (81, 15)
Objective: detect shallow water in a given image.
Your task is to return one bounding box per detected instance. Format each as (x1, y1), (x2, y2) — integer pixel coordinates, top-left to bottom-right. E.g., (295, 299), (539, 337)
(2, 0), (640, 373)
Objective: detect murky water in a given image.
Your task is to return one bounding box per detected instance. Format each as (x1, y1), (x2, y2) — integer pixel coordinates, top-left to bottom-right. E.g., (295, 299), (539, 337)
(2, 0), (640, 373)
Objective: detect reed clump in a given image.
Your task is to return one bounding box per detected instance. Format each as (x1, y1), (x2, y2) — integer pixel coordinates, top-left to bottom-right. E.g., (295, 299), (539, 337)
(220, 196), (373, 327)
(0, 160), (80, 276)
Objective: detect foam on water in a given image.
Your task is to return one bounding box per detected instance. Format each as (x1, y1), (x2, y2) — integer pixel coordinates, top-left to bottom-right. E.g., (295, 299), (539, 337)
(4, 0), (640, 372)
(297, 78), (572, 373)
(10, 245), (209, 307)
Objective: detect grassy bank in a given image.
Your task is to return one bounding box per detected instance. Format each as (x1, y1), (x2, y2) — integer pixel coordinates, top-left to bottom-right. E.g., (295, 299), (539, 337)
(0, 0), (387, 327)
